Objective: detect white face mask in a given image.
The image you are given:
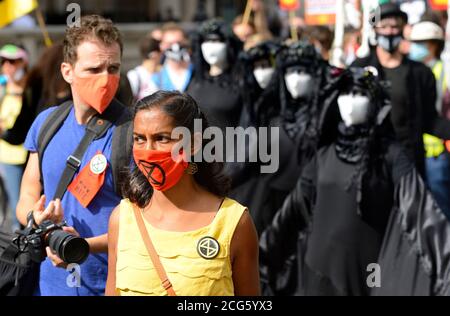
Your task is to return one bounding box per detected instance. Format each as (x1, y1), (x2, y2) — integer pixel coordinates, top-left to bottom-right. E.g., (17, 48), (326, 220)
(253, 67), (275, 89)
(13, 67), (25, 82)
(337, 94), (371, 127)
(201, 42), (227, 66)
(284, 72), (313, 99)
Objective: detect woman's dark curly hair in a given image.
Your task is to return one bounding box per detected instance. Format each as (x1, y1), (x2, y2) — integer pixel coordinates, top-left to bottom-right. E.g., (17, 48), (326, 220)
(122, 90), (231, 208)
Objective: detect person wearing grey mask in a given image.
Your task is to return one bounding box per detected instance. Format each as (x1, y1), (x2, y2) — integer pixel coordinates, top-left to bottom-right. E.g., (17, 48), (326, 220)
(351, 2), (450, 179)
(152, 24), (193, 92)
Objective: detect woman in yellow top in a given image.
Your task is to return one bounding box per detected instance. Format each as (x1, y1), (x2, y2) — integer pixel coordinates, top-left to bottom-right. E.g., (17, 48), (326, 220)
(0, 44), (29, 232)
(106, 91), (260, 296)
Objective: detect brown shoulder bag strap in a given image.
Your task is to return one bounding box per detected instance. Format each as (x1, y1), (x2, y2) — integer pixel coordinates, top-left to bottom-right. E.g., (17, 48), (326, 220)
(132, 205), (177, 296)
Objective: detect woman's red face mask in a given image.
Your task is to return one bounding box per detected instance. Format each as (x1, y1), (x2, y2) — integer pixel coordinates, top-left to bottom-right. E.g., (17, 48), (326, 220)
(133, 148), (188, 191)
(132, 108), (190, 191)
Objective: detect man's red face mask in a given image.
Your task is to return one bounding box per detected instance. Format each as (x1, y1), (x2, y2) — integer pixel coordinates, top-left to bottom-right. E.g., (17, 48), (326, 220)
(73, 73), (120, 114)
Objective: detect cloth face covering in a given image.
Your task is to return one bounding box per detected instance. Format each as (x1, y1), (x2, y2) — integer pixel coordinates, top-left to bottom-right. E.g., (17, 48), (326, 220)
(376, 34), (402, 54)
(165, 43), (191, 63)
(201, 41), (227, 66)
(133, 148), (189, 191)
(337, 94), (371, 127)
(253, 67), (275, 89)
(284, 71), (313, 99)
(72, 73), (120, 114)
(408, 42), (429, 62)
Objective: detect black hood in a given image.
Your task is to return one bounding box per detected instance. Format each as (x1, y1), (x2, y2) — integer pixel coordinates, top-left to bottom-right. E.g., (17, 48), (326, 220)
(191, 19), (242, 82)
(238, 40), (282, 95)
(276, 40), (323, 72)
(318, 67), (393, 147)
(274, 41), (328, 144)
(240, 40), (282, 65)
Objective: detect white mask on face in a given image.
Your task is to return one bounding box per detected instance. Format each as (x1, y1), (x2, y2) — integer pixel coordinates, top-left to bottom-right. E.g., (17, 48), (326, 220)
(201, 42), (227, 66)
(253, 67), (275, 89)
(284, 71), (313, 99)
(337, 94), (371, 127)
(13, 67), (25, 82)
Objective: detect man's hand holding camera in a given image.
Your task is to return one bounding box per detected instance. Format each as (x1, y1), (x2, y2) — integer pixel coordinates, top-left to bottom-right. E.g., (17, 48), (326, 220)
(31, 195), (85, 268)
(32, 195), (64, 226)
(46, 226), (80, 268)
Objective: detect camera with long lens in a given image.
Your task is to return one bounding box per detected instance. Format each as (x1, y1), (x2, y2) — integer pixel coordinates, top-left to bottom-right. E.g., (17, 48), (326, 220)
(24, 215), (90, 264)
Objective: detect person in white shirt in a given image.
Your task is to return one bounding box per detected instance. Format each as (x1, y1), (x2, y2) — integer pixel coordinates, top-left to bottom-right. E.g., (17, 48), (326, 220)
(127, 36), (161, 101)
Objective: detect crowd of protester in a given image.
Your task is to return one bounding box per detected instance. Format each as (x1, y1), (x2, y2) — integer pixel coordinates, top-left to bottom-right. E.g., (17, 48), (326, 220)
(1, 0), (450, 296)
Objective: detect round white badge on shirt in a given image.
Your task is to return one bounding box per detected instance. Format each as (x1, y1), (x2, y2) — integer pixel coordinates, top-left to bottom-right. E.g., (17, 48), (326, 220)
(90, 154), (108, 175)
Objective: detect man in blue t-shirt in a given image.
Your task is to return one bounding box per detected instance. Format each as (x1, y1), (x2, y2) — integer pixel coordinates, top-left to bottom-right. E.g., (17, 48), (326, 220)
(153, 23), (193, 92)
(16, 15), (129, 296)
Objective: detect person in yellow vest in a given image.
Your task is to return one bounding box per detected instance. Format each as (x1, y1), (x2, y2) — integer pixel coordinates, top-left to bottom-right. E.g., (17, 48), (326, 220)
(409, 21), (450, 220)
(105, 91), (260, 296)
(0, 44), (29, 232)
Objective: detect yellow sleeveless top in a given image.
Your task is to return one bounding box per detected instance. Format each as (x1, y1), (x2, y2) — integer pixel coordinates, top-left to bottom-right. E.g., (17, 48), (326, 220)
(115, 197), (246, 296)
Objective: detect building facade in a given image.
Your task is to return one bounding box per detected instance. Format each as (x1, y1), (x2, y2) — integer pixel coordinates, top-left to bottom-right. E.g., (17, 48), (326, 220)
(38, 0), (250, 24)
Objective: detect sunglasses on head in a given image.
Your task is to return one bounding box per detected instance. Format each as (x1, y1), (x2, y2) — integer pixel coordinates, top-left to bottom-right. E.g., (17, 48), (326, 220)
(1, 58), (21, 65)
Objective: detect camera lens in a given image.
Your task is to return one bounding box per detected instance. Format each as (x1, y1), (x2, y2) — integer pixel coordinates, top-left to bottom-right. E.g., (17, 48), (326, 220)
(47, 230), (90, 264)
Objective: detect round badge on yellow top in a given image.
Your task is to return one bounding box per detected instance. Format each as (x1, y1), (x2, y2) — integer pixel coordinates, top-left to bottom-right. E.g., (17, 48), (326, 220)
(197, 236), (220, 260)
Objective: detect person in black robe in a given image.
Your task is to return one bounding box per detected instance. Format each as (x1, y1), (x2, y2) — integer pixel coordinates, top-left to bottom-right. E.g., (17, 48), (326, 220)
(233, 41), (329, 235)
(260, 41), (329, 216)
(228, 42), (330, 296)
(226, 40), (281, 209)
(259, 67), (450, 296)
(187, 19), (243, 131)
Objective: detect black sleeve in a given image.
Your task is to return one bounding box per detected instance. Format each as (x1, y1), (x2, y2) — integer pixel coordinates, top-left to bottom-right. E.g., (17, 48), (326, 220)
(222, 95), (258, 187)
(259, 155), (316, 278)
(386, 142), (415, 185)
(372, 168), (450, 296)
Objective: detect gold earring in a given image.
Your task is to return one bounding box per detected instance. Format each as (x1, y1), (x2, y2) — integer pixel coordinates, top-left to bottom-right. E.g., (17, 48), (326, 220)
(186, 162), (198, 175)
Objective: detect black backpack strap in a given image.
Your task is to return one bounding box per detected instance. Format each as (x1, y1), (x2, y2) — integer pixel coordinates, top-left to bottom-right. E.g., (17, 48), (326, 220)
(52, 117), (111, 201)
(111, 103), (133, 196)
(37, 101), (73, 189)
(52, 99), (125, 201)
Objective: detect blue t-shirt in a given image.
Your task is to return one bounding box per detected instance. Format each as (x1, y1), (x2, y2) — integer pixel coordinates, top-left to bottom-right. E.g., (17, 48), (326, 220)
(24, 105), (122, 296)
(152, 63), (193, 92)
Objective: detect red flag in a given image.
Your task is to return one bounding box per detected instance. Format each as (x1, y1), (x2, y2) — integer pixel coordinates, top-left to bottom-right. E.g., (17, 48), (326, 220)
(280, 0), (300, 11)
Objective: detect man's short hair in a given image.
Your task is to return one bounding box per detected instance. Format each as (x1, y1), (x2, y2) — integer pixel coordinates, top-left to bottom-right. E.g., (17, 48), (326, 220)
(306, 26), (334, 51)
(161, 22), (187, 38)
(63, 15), (123, 64)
